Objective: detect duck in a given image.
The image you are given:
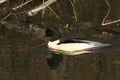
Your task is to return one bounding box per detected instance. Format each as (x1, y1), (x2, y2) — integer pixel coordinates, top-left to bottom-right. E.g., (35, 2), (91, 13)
(42, 27), (111, 55)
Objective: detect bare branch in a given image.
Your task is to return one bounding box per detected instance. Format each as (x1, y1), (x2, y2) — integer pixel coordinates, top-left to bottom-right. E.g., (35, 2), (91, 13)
(69, 0), (78, 22)
(73, 0), (76, 3)
(0, 0), (7, 4)
(48, 6), (59, 18)
(3, 10), (28, 20)
(102, 0), (111, 25)
(12, 0), (33, 10)
(102, 0), (120, 25)
(3, 12), (12, 20)
(28, 0), (57, 16)
(42, 0), (45, 18)
(102, 20), (120, 25)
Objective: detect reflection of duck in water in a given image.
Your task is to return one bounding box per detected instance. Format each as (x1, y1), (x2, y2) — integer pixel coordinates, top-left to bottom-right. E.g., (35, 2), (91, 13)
(41, 27), (111, 55)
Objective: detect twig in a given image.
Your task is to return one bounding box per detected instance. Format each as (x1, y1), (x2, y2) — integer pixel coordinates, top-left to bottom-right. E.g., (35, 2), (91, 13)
(42, 0), (45, 18)
(41, 0), (59, 18)
(12, 0), (33, 10)
(102, 20), (120, 25)
(3, 12), (12, 20)
(69, 0), (78, 32)
(73, 0), (76, 3)
(48, 6), (59, 18)
(28, 0), (57, 16)
(69, 0), (77, 22)
(3, 10), (28, 20)
(102, 0), (120, 25)
(102, 0), (111, 25)
(0, 0), (7, 4)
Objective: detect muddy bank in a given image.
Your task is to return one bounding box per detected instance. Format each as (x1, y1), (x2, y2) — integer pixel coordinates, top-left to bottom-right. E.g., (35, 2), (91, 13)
(0, 0), (120, 33)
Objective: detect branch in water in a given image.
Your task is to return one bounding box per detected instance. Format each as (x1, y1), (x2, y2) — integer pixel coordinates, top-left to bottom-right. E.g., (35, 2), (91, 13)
(28, 0), (57, 16)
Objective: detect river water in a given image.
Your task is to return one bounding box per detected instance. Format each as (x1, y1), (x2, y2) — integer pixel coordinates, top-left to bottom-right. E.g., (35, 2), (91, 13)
(0, 27), (120, 80)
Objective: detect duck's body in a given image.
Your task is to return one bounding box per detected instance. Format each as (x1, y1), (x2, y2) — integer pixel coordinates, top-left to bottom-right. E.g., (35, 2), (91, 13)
(43, 27), (111, 55)
(48, 38), (110, 55)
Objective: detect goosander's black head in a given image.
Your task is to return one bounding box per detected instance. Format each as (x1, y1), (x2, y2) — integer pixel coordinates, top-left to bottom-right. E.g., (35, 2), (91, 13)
(45, 27), (61, 41)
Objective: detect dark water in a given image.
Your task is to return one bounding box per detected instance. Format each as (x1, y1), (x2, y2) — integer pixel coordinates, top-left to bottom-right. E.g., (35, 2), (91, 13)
(0, 28), (120, 80)
(38, 31), (120, 80)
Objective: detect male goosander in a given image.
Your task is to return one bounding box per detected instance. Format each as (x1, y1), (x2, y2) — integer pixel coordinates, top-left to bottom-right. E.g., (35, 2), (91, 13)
(43, 27), (111, 55)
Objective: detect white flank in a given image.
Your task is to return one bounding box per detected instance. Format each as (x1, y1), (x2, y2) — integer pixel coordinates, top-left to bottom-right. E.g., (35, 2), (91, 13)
(48, 39), (111, 55)
(48, 40), (95, 52)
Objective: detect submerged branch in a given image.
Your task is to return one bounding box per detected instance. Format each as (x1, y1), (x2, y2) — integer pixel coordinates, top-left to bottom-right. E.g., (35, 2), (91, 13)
(28, 0), (57, 16)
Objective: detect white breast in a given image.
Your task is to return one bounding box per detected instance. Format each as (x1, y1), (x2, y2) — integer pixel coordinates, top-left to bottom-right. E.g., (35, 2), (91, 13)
(48, 40), (60, 49)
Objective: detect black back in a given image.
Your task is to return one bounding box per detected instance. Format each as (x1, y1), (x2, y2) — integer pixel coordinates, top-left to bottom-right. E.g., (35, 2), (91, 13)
(58, 38), (89, 45)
